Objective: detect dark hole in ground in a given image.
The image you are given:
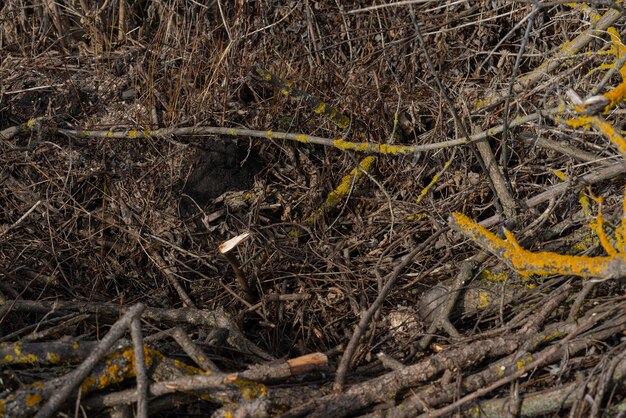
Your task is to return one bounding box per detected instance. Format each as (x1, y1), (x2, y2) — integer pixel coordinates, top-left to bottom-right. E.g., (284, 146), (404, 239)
(179, 139), (261, 217)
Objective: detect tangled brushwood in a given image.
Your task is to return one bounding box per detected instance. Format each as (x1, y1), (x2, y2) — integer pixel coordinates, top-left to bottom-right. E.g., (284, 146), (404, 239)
(1, 1), (626, 417)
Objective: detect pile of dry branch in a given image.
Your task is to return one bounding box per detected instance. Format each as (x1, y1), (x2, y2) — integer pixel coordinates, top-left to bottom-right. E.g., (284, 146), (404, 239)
(1, 1), (625, 417)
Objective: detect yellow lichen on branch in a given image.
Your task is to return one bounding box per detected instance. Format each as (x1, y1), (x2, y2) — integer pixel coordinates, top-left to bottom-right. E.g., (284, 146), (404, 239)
(475, 4), (621, 110)
(324, 156), (375, 208)
(618, 186), (626, 252)
(304, 156), (376, 226)
(0, 344), (268, 417)
(570, 18), (626, 115)
(332, 139), (416, 154)
(255, 67), (351, 130)
(0, 341), (91, 366)
(564, 115), (626, 155)
(591, 26), (626, 111)
(404, 157), (454, 221)
(548, 168), (569, 181)
(579, 189), (619, 255)
(604, 82), (626, 112)
(449, 212), (626, 280)
(416, 159), (452, 205)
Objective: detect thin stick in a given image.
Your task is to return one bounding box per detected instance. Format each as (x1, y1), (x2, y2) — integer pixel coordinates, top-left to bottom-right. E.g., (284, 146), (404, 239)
(31, 106), (560, 154)
(518, 133), (598, 162)
(219, 233), (255, 303)
(147, 250), (196, 308)
(410, 7), (517, 221)
(130, 317), (149, 418)
(500, 5), (539, 182)
(478, 6), (622, 110)
(416, 305), (620, 418)
(479, 161), (625, 228)
(333, 228), (447, 391)
(1, 299), (274, 360)
(145, 326), (220, 372)
(0, 200), (42, 239)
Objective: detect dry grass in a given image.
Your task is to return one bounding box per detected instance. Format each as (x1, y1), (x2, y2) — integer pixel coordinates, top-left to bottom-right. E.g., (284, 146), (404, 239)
(1, 1), (625, 416)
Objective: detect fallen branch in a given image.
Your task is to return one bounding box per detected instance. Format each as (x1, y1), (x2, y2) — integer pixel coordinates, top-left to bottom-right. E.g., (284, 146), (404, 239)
(283, 285), (570, 417)
(449, 212), (626, 280)
(333, 228), (447, 391)
(478, 161), (625, 228)
(378, 303), (626, 418)
(476, 6), (622, 110)
(34, 303), (145, 418)
(0, 299), (274, 361)
(2, 106), (563, 156)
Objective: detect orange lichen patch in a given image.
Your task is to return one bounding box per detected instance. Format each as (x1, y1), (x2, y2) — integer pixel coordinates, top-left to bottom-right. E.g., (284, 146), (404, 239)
(593, 26), (626, 111)
(2, 340), (81, 367)
(1, 342), (38, 365)
(80, 348), (134, 391)
(559, 12), (626, 114)
(565, 115), (626, 154)
(603, 82), (626, 111)
(0, 386), (47, 418)
(233, 379), (268, 401)
(592, 210), (618, 256)
(24, 392), (42, 408)
(0, 346), (221, 418)
(80, 346), (161, 393)
(500, 227), (617, 278)
(451, 212), (626, 280)
(30, 381), (44, 389)
(173, 358), (205, 375)
(581, 190), (618, 255)
(596, 27), (626, 72)
(46, 352), (61, 363)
